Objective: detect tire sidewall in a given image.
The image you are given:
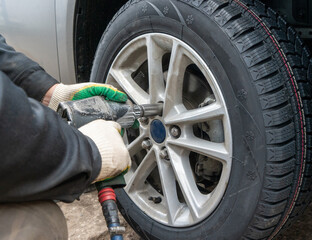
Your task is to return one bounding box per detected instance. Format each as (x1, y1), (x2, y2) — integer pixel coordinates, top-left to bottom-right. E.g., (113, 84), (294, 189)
(91, 1), (267, 239)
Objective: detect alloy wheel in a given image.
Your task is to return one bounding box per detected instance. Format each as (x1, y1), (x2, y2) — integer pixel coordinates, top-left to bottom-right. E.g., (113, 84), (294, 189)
(106, 33), (232, 227)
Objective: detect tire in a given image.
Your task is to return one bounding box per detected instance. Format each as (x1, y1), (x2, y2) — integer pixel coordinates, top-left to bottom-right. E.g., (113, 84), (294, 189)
(90, 0), (312, 239)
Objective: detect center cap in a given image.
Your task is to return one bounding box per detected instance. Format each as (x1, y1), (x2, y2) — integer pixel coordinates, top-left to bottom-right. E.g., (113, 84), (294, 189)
(150, 120), (166, 143)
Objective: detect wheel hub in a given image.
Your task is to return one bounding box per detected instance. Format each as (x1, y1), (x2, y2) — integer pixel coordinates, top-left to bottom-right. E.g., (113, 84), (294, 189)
(150, 119), (166, 143)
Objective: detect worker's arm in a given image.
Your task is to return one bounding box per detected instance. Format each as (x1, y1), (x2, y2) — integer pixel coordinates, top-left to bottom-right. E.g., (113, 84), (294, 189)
(0, 35), (128, 111)
(0, 71), (101, 203)
(0, 34), (58, 101)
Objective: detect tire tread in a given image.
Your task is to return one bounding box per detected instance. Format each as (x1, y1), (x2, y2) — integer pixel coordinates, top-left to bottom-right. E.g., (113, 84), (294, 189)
(102, 0), (312, 239)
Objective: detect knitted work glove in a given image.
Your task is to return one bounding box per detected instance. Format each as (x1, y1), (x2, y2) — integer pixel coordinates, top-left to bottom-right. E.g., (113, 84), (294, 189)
(79, 120), (131, 182)
(48, 83), (128, 111)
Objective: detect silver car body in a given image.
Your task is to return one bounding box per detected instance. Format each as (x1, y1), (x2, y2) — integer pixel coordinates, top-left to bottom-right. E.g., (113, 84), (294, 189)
(0, 0), (76, 84)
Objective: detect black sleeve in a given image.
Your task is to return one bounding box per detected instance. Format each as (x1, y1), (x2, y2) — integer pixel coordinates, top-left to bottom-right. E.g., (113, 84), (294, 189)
(0, 34), (58, 101)
(0, 71), (101, 203)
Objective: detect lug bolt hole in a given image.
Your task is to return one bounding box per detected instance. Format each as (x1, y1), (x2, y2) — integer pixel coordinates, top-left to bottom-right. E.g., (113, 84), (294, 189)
(148, 196), (162, 204)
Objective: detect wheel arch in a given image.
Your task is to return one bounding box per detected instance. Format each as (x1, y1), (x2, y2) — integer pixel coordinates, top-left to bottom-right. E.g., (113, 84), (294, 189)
(73, 0), (128, 83)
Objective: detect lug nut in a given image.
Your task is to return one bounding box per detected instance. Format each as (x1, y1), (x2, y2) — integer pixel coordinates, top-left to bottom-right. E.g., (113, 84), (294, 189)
(142, 139), (152, 150)
(140, 117), (149, 125)
(160, 148), (169, 160)
(170, 126), (181, 138)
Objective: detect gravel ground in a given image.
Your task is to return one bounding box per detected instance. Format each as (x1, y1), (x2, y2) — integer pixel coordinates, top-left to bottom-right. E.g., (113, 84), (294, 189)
(58, 191), (312, 240)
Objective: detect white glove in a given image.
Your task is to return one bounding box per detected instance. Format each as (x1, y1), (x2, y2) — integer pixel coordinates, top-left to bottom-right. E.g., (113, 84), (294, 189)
(78, 120), (131, 182)
(48, 83), (128, 111)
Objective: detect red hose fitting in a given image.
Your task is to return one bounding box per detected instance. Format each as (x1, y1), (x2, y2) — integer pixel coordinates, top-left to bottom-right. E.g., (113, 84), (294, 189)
(98, 187), (116, 204)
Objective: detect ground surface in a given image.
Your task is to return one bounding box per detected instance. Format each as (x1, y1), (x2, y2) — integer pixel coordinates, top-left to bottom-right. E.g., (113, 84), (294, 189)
(59, 191), (312, 240)
(58, 191), (139, 240)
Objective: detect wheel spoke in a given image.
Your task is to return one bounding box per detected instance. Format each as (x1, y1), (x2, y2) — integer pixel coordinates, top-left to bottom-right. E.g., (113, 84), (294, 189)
(163, 42), (192, 117)
(146, 36), (166, 103)
(127, 133), (146, 157)
(109, 69), (149, 104)
(164, 103), (225, 125)
(125, 149), (157, 192)
(167, 137), (230, 165)
(156, 153), (183, 225)
(167, 147), (206, 221)
(176, 46), (224, 103)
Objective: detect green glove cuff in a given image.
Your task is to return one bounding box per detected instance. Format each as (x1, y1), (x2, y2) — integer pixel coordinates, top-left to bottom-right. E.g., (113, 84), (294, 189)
(72, 85), (128, 103)
(132, 119), (140, 129)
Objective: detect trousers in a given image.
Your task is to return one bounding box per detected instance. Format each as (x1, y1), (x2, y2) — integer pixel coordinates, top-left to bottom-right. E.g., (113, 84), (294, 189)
(0, 201), (68, 240)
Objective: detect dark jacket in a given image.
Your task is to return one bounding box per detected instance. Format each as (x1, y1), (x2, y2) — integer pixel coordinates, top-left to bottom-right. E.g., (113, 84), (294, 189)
(0, 35), (101, 203)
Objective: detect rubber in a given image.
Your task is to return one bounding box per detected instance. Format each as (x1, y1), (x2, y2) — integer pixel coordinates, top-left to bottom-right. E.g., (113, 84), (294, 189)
(90, 0), (312, 239)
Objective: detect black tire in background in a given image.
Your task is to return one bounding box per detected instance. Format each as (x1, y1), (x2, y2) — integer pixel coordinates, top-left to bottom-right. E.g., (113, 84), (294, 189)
(90, 0), (312, 239)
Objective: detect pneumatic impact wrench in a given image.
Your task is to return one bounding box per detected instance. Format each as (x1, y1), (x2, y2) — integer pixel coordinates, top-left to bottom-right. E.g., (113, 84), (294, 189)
(57, 96), (162, 240)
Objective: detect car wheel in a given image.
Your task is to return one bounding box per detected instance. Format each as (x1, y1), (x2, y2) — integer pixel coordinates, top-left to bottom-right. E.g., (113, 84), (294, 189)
(90, 0), (312, 239)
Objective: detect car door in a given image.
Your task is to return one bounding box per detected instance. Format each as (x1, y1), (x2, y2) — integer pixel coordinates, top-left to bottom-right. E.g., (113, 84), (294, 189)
(0, 0), (60, 81)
